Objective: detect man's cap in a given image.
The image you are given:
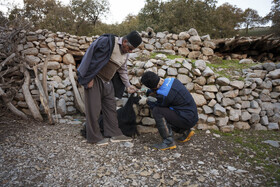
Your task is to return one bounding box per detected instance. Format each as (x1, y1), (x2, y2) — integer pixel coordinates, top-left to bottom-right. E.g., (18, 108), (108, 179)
(141, 71), (160, 89)
(127, 31), (142, 48)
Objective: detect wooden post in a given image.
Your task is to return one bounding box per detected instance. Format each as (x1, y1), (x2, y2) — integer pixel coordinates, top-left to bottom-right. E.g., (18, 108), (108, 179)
(33, 65), (54, 124)
(22, 66), (43, 121)
(69, 64), (85, 114)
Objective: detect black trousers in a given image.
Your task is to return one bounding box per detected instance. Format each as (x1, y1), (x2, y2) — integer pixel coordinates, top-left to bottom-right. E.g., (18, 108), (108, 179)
(152, 106), (195, 133)
(84, 76), (123, 143)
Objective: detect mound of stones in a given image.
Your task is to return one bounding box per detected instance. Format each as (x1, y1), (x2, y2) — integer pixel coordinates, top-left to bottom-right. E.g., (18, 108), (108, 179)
(12, 28), (280, 132)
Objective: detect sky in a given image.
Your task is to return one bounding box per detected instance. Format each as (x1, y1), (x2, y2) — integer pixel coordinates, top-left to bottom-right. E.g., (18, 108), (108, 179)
(0, 0), (273, 24)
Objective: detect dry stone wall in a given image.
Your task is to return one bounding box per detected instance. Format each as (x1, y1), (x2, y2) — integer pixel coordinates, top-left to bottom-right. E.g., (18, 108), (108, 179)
(14, 28), (280, 132)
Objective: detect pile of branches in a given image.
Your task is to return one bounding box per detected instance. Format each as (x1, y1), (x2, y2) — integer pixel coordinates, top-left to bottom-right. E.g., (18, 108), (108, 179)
(213, 34), (280, 62)
(0, 18), (54, 124)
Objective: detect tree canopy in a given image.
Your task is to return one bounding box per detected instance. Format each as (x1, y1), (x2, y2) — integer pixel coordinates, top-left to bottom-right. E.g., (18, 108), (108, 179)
(1, 0), (277, 38)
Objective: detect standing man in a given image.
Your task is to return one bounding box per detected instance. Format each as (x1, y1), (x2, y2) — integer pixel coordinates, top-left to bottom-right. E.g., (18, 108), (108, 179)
(77, 31), (142, 146)
(141, 71), (198, 150)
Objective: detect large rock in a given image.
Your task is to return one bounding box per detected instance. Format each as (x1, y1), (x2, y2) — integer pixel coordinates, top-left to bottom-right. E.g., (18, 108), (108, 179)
(239, 59), (254, 64)
(194, 60), (207, 71)
(229, 109), (241, 121)
(267, 69), (280, 79)
(201, 47), (214, 56)
(230, 81), (245, 89)
(191, 93), (207, 106)
(187, 28), (198, 36)
(57, 98), (66, 116)
(177, 74), (192, 84)
(141, 117), (156, 126)
(175, 40), (187, 47)
(137, 125), (158, 134)
(234, 122), (250, 130)
(202, 67), (215, 77)
(50, 55), (62, 62)
(178, 32), (190, 40)
(216, 117), (229, 127)
(25, 55), (41, 66)
(220, 125), (234, 132)
(203, 85), (218, 92)
(268, 123), (279, 130)
(188, 51), (201, 59)
(251, 123), (267, 131)
(223, 90), (239, 98)
(63, 53), (76, 65)
(262, 62), (276, 71)
(178, 48), (190, 57)
(38, 61), (60, 70)
(189, 36), (201, 44)
(22, 48), (39, 55)
(216, 77), (230, 86)
(213, 103), (226, 117)
(241, 111), (251, 121)
(167, 67), (178, 76)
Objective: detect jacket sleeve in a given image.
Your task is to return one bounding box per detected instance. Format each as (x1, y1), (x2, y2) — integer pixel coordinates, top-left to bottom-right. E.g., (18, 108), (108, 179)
(77, 36), (112, 88)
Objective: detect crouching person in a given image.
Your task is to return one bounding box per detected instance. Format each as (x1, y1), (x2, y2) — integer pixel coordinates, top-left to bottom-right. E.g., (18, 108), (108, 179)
(140, 71), (198, 150)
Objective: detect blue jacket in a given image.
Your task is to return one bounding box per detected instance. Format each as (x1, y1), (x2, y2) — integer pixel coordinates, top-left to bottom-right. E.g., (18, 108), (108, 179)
(152, 78), (198, 126)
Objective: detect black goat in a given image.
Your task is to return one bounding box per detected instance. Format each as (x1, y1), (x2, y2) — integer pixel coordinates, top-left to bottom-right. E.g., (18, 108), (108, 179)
(81, 94), (140, 138)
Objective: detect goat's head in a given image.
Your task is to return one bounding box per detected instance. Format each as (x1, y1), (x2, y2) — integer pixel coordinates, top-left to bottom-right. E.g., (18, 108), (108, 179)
(128, 93), (141, 104)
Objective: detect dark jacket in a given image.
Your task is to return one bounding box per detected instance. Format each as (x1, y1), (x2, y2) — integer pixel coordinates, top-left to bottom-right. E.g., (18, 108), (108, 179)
(77, 34), (115, 88)
(152, 78), (198, 125)
(77, 34), (125, 98)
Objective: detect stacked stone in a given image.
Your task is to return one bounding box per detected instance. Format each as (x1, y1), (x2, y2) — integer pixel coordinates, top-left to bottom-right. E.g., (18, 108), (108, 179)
(14, 29), (96, 117)
(10, 29), (280, 132)
(130, 54), (280, 132)
(139, 28), (215, 61)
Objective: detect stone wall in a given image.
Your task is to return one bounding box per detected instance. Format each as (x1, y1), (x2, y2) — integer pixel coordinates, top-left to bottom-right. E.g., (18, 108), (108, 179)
(13, 28), (280, 132)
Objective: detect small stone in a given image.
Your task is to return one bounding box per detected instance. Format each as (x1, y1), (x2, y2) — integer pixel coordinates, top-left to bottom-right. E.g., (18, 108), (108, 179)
(262, 140), (279, 148)
(198, 161), (205, 165)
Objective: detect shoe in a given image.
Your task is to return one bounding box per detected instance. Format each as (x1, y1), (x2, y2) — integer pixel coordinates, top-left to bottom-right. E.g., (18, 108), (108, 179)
(110, 135), (132, 143)
(96, 138), (109, 146)
(152, 138), (177, 150)
(177, 130), (195, 143)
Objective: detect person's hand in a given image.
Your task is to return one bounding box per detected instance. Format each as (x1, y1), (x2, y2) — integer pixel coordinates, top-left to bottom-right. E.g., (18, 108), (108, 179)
(127, 85), (137, 93)
(147, 96), (157, 102)
(87, 79), (94, 88)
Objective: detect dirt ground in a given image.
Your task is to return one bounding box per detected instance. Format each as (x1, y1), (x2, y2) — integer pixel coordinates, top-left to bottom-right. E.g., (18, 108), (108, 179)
(0, 105), (279, 187)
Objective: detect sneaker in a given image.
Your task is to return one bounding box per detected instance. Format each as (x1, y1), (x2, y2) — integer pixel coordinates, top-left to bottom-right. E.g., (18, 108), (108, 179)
(96, 138), (109, 146)
(110, 135), (132, 143)
(152, 138), (177, 150)
(177, 130), (195, 143)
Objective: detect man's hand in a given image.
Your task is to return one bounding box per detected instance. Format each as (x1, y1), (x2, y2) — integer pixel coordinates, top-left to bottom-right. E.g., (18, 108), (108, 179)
(87, 79), (94, 88)
(127, 85), (137, 93)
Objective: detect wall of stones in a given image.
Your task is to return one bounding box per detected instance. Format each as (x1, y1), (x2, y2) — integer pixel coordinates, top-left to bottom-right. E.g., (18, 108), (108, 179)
(13, 28), (280, 132)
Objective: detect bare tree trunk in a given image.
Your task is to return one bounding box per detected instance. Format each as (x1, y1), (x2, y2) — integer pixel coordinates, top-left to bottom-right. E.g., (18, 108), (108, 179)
(0, 87), (28, 119)
(33, 66), (54, 124)
(22, 66), (43, 121)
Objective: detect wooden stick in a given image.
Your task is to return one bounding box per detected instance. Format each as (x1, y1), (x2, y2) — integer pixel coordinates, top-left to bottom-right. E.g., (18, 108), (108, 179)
(42, 55), (49, 97)
(68, 64), (85, 113)
(22, 66), (43, 121)
(0, 87), (28, 119)
(33, 65), (54, 124)
(0, 53), (15, 71)
(51, 83), (58, 123)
